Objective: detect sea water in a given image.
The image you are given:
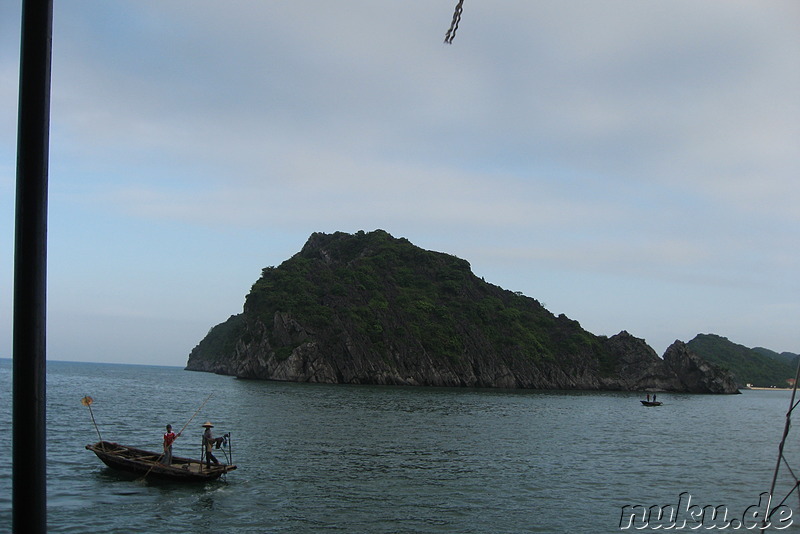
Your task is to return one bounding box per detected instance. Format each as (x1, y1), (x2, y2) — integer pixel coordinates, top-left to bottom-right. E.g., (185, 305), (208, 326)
(1, 359), (798, 533)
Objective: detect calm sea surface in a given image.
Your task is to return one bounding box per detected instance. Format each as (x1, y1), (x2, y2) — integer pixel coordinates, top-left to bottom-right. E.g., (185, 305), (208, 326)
(1, 359), (799, 533)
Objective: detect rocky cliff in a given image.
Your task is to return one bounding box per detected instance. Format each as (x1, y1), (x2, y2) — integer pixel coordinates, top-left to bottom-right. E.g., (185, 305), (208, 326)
(687, 333), (798, 387)
(663, 341), (740, 393)
(186, 230), (738, 393)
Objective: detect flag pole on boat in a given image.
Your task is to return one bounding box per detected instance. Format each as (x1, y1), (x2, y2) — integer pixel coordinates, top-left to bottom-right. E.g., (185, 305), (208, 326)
(81, 396), (102, 442)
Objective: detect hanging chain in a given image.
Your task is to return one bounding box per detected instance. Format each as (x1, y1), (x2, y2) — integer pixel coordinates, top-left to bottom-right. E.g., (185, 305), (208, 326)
(444, 0), (464, 44)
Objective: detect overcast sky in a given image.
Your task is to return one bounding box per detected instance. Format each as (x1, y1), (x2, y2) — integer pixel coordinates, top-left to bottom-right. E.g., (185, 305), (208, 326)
(2, 1), (798, 367)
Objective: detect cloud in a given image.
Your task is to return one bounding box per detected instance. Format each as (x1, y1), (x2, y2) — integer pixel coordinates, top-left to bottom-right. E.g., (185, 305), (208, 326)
(2, 1), (799, 363)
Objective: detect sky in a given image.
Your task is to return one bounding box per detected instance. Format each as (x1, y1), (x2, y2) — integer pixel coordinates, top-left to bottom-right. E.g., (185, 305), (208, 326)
(2, 1), (799, 367)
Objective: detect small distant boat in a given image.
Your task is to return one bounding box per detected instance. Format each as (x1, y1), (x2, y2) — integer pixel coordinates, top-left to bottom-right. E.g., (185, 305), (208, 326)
(85, 441), (236, 482)
(640, 400), (663, 407)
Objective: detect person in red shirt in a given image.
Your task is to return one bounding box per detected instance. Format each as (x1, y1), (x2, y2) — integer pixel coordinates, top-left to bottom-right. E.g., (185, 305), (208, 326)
(162, 424), (180, 465)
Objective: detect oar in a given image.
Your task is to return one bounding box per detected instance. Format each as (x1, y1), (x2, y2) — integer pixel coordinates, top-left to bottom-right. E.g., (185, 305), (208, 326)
(139, 394), (213, 481)
(81, 396), (103, 442)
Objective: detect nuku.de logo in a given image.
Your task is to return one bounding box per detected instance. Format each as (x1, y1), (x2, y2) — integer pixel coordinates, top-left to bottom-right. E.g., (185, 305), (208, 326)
(619, 492), (793, 530)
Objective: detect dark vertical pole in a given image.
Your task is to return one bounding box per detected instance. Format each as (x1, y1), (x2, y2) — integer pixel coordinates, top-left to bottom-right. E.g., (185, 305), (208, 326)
(14, 0), (53, 532)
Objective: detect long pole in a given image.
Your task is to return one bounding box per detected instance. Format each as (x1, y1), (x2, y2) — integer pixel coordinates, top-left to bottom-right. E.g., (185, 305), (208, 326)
(177, 394), (213, 436)
(81, 396), (103, 442)
(139, 394), (212, 481)
(13, 1), (53, 533)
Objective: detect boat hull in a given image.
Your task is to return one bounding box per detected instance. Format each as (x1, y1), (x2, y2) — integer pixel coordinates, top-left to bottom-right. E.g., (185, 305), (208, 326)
(640, 401), (663, 406)
(86, 441), (236, 482)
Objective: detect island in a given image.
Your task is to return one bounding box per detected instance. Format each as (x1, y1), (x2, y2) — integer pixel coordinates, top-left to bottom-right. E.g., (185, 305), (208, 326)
(186, 230), (739, 394)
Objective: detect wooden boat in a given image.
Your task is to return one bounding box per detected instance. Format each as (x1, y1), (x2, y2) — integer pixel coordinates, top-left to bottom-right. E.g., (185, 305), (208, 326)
(640, 400), (663, 406)
(86, 441), (236, 482)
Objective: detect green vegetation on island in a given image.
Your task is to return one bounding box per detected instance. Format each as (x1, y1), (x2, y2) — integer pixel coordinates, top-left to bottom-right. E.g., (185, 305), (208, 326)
(686, 334), (798, 388)
(243, 230), (604, 369)
(187, 230), (739, 393)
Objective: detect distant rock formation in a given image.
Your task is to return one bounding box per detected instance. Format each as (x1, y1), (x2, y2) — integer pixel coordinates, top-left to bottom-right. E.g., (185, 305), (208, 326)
(663, 341), (740, 393)
(687, 333), (798, 387)
(186, 230), (739, 394)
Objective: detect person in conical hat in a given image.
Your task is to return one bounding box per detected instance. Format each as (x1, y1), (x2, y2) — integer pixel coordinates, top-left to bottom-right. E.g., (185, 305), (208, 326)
(201, 422), (221, 467)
